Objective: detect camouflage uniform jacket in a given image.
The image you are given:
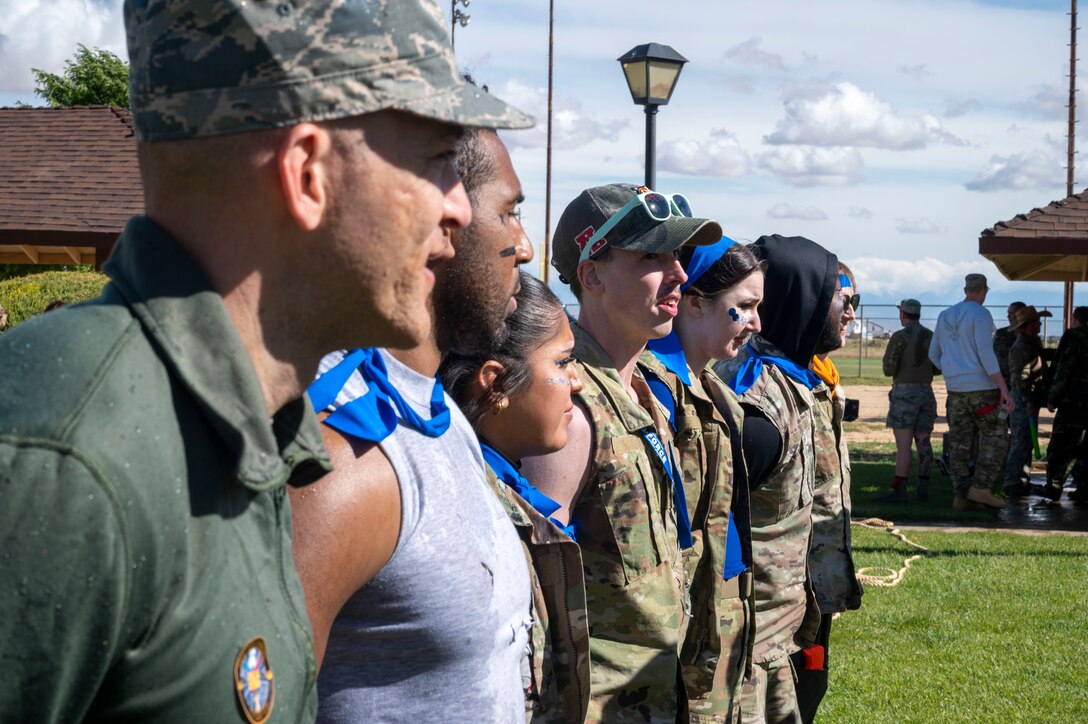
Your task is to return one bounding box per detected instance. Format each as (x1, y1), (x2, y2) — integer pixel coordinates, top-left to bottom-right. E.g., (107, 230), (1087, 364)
(484, 468), (591, 724)
(1049, 325), (1088, 409)
(570, 323), (687, 722)
(1008, 334), (1045, 401)
(638, 352), (756, 720)
(882, 322), (935, 384)
(993, 326), (1017, 387)
(714, 339), (821, 665)
(807, 383), (863, 614)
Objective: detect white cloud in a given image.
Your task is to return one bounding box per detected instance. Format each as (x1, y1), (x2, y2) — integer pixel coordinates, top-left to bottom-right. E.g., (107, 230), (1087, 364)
(0, 0), (125, 93)
(899, 64), (932, 79)
(964, 150), (1064, 192)
(723, 37), (786, 72)
(1012, 83), (1067, 120)
(849, 256), (998, 298)
(849, 206), (873, 219)
(713, 73), (755, 95)
(945, 98), (982, 118)
(764, 81), (967, 150)
(658, 129), (751, 177)
(767, 202), (827, 221)
(757, 145), (863, 186)
(496, 78), (628, 150)
(894, 217), (943, 234)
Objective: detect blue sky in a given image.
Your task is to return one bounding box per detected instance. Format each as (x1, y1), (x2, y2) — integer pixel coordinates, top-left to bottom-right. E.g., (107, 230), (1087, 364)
(1, 0), (1086, 312)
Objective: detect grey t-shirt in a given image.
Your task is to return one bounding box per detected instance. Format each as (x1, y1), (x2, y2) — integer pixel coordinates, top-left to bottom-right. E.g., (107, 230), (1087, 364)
(315, 349), (532, 723)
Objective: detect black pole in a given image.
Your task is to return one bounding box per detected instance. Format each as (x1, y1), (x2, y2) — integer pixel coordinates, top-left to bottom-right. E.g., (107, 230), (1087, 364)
(644, 105), (657, 190)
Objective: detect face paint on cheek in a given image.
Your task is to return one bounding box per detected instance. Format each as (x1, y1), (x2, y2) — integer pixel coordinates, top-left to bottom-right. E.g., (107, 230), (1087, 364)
(728, 308), (751, 325)
(545, 377), (571, 386)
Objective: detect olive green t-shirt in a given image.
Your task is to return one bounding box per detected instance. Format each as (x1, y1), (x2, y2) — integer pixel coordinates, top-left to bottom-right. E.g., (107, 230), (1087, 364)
(0, 217), (331, 722)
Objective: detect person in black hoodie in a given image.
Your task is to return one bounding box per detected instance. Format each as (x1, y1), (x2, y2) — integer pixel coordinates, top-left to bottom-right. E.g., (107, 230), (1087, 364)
(714, 234), (841, 724)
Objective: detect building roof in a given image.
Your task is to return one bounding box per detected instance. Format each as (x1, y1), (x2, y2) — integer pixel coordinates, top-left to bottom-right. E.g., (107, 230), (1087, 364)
(979, 188), (1088, 282)
(0, 105), (142, 265)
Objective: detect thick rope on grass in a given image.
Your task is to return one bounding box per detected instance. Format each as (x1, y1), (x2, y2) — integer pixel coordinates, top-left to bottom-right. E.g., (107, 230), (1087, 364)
(850, 517), (932, 588)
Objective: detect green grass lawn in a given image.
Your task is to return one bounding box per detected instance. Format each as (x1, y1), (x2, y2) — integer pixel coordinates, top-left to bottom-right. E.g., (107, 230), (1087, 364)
(822, 526), (1088, 722)
(831, 342), (892, 385)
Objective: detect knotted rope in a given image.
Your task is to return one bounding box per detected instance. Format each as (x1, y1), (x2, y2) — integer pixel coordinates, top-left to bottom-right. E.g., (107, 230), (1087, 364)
(850, 517), (931, 588)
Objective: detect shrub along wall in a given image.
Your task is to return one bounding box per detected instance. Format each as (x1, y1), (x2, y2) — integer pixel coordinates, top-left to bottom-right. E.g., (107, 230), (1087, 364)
(0, 271), (109, 328)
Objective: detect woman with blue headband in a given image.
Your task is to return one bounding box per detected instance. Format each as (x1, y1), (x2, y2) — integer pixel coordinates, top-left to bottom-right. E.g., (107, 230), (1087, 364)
(638, 236), (764, 721)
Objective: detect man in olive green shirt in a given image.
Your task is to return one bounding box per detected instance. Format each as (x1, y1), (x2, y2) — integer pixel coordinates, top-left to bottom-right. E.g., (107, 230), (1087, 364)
(0, 1), (529, 721)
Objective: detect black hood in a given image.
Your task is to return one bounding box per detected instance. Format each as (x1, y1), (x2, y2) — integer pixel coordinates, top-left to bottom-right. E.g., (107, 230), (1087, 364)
(752, 234), (839, 365)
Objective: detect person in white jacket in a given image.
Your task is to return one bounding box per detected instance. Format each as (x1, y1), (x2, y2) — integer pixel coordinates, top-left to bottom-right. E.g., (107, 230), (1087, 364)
(929, 273), (1014, 510)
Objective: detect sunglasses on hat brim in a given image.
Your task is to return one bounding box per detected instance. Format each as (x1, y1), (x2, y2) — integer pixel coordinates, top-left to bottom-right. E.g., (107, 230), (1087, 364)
(578, 191), (693, 263)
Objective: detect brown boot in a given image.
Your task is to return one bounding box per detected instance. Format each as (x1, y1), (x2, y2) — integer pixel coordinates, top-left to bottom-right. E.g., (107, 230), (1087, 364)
(952, 496), (984, 511)
(966, 486), (1005, 508)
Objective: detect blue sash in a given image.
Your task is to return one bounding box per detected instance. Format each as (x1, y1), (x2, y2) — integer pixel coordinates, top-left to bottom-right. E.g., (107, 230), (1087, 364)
(482, 444), (576, 540)
(307, 348), (451, 443)
(641, 426), (694, 551)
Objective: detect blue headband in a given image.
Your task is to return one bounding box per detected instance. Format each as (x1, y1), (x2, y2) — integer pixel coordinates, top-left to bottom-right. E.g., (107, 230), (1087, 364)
(839, 274), (852, 289)
(680, 235), (737, 291)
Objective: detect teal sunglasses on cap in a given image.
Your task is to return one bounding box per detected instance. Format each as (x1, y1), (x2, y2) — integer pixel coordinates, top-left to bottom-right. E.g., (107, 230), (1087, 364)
(578, 191), (694, 263)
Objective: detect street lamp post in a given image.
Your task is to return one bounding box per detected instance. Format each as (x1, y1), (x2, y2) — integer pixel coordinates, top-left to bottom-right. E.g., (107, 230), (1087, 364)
(617, 43), (688, 191)
(450, 0), (470, 51)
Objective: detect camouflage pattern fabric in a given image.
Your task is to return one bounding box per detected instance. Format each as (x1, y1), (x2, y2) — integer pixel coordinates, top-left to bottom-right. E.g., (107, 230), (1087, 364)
(993, 326), (1017, 388)
(807, 385), (862, 615)
(882, 323), (935, 385)
(637, 352), (753, 722)
(1047, 326), (1088, 489)
(738, 656), (803, 724)
(483, 467), (591, 724)
(714, 340), (821, 724)
(1008, 334), (1045, 400)
(885, 383), (937, 432)
(945, 389), (1009, 495)
(124, 0), (533, 140)
(570, 323), (686, 723)
(1004, 390), (1033, 489)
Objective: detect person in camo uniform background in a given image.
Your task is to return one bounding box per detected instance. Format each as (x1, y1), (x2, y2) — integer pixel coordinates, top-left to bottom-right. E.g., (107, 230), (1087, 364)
(928, 273), (1013, 511)
(881, 298), (938, 502)
(1003, 305), (1052, 497)
(1043, 306), (1088, 503)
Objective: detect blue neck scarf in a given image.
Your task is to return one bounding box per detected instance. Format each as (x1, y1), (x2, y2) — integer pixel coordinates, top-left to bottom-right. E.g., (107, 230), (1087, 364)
(481, 443), (577, 540)
(646, 331), (692, 386)
(728, 340), (822, 396)
(307, 348), (451, 443)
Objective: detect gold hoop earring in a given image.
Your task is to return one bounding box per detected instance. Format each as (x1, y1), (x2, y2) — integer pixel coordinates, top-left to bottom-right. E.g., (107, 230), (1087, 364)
(491, 397), (509, 415)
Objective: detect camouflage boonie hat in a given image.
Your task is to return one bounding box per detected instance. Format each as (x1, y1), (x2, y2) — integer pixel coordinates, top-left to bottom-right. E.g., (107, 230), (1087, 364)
(551, 183), (721, 284)
(897, 298), (921, 315)
(124, 0), (534, 140)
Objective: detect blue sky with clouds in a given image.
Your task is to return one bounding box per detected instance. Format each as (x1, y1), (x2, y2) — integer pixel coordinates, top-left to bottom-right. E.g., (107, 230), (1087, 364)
(1, 0), (1085, 311)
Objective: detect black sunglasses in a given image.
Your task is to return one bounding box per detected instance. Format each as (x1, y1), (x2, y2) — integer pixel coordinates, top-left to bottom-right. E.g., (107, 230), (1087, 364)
(843, 293), (860, 311)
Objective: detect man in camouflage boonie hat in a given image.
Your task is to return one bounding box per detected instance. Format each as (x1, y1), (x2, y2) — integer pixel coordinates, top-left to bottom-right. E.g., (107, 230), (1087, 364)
(523, 183), (721, 720)
(881, 298), (938, 502)
(0, 2), (533, 721)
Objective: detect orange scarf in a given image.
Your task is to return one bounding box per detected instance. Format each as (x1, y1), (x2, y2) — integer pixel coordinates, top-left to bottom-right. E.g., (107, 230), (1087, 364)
(811, 355), (839, 395)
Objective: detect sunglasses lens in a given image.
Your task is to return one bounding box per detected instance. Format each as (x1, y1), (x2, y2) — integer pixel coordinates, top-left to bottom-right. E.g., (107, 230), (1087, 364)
(850, 294), (860, 310)
(671, 194), (694, 218)
(643, 193), (671, 221)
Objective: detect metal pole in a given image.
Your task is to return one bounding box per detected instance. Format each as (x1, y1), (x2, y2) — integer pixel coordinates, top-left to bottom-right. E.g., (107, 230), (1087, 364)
(1068, 0), (1078, 328)
(542, 0), (554, 283)
(644, 105), (657, 190)
(857, 304), (864, 377)
(450, 0), (456, 51)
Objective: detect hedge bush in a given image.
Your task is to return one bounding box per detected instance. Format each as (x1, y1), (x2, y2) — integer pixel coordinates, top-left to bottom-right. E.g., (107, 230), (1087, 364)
(0, 271), (109, 328)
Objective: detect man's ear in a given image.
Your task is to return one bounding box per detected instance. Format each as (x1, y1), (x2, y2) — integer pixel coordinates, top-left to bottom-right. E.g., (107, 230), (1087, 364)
(577, 259), (605, 296)
(471, 360), (507, 402)
(277, 123), (333, 232)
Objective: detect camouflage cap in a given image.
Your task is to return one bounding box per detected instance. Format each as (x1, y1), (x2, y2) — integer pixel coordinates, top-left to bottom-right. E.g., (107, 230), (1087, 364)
(551, 183), (721, 284)
(897, 298), (921, 315)
(124, 0), (534, 140)
(964, 273), (988, 291)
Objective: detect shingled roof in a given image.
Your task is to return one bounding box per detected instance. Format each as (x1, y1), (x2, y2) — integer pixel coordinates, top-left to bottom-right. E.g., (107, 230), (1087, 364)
(979, 188), (1088, 283)
(0, 105), (142, 266)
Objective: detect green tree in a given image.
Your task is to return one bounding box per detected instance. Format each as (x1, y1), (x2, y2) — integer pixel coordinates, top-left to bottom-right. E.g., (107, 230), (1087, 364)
(32, 44), (129, 108)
